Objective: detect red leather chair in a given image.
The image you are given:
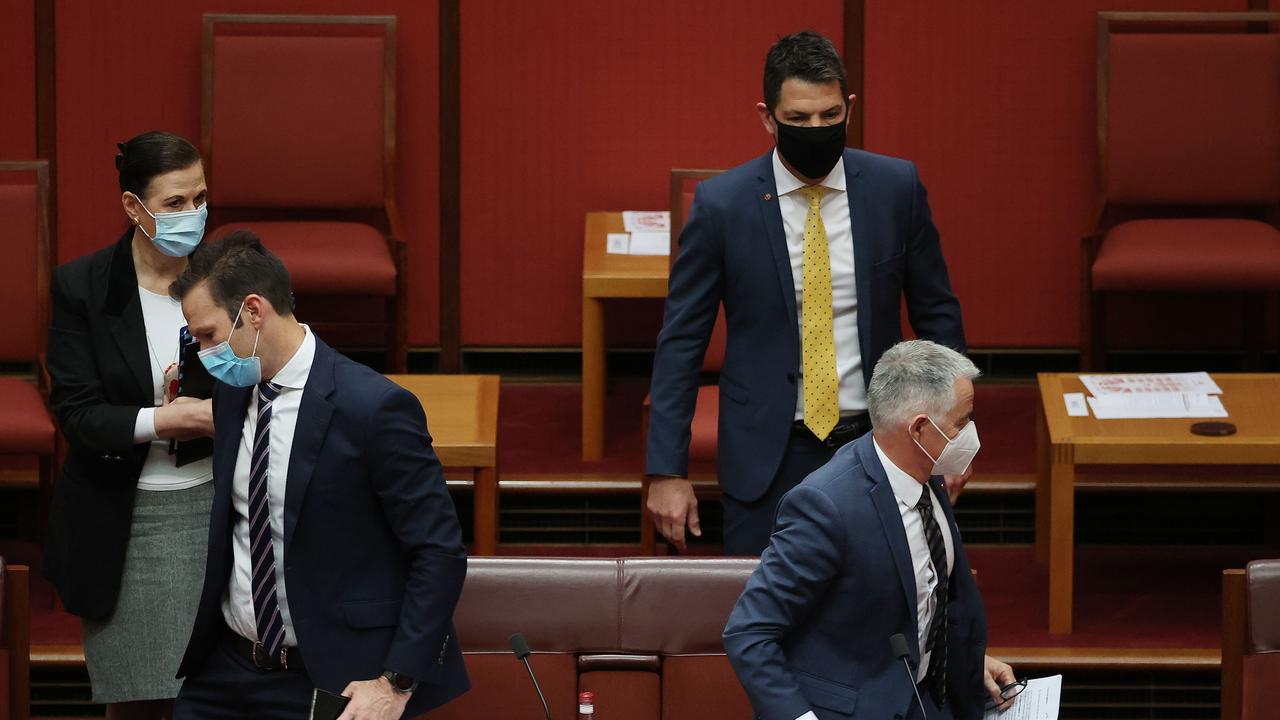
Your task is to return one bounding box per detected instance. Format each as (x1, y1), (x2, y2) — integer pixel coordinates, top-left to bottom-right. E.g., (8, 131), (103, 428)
(641, 170), (726, 553)
(620, 558), (756, 720)
(0, 161), (57, 540)
(1222, 559), (1280, 720)
(0, 558), (32, 720)
(202, 14), (408, 372)
(428, 558), (620, 720)
(1082, 13), (1280, 370)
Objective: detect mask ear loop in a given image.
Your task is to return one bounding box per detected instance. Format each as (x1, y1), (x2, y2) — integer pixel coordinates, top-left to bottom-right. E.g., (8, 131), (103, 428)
(129, 192), (159, 241)
(912, 416), (954, 464)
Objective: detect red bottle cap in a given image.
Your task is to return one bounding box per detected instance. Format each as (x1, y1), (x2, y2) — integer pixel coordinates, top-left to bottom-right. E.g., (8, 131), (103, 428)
(579, 691), (594, 703)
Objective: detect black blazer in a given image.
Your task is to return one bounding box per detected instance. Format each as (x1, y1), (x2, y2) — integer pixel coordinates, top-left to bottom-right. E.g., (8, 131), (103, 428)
(43, 230), (158, 620)
(177, 338), (470, 717)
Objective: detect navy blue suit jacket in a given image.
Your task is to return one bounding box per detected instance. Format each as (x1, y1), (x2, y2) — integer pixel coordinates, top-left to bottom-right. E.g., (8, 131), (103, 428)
(723, 434), (988, 720)
(177, 338), (469, 717)
(646, 149), (965, 502)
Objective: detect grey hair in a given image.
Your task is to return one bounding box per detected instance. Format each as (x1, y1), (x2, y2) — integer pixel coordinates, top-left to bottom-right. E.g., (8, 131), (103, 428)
(866, 340), (980, 429)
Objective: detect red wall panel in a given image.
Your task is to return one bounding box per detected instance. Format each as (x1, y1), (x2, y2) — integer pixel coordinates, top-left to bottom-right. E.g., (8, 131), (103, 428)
(459, 0), (844, 346)
(0, 0), (37, 159)
(54, 1), (440, 345)
(864, 0), (1251, 348)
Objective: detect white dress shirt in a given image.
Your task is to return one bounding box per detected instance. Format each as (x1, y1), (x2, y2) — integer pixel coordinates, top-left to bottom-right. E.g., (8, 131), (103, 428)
(874, 439), (955, 681)
(771, 149), (865, 421)
(222, 325), (315, 646)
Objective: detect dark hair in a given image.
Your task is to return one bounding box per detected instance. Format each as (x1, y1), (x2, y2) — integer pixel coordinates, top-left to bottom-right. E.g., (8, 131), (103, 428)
(115, 130), (202, 198)
(169, 230), (294, 323)
(762, 30), (848, 113)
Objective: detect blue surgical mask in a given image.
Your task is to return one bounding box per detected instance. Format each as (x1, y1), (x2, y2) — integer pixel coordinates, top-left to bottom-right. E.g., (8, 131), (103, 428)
(132, 193), (207, 257)
(198, 301), (261, 388)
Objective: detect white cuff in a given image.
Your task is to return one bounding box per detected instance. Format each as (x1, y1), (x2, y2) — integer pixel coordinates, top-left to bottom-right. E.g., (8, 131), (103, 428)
(794, 712), (819, 720)
(133, 407), (159, 443)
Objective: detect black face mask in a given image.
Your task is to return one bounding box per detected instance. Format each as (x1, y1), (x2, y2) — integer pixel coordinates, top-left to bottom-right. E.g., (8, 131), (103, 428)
(773, 114), (847, 180)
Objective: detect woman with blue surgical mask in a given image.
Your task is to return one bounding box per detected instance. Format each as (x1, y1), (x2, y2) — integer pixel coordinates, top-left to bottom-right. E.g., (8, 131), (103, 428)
(44, 131), (215, 720)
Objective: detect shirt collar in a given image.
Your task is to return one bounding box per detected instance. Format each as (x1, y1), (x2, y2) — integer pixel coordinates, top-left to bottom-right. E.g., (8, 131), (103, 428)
(267, 323), (315, 390)
(771, 147), (848, 197)
(873, 437), (930, 509)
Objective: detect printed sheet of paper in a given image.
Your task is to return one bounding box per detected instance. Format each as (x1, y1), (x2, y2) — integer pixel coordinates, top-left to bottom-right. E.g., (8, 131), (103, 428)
(1086, 393), (1228, 420)
(606, 233), (631, 254)
(627, 231), (670, 256)
(622, 211), (670, 233)
(1079, 372), (1222, 396)
(1063, 393), (1089, 417)
(982, 674), (1061, 720)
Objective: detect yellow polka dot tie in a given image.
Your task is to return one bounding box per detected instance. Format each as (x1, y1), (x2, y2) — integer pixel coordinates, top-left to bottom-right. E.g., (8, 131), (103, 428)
(800, 185), (839, 441)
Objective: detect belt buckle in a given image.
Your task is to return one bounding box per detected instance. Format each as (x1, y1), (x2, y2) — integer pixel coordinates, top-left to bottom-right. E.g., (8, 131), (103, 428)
(251, 642), (288, 670)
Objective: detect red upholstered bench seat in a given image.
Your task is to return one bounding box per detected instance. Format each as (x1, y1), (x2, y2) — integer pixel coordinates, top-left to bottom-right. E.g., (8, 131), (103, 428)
(1092, 218), (1280, 292)
(0, 379), (55, 455)
(212, 222), (396, 296)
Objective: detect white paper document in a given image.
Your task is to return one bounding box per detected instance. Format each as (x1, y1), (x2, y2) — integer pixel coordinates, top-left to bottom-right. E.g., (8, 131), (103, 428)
(621, 210), (670, 233)
(983, 674), (1061, 720)
(1079, 372), (1222, 396)
(1063, 392), (1089, 417)
(605, 233), (631, 254)
(627, 231), (670, 256)
(1086, 392), (1228, 419)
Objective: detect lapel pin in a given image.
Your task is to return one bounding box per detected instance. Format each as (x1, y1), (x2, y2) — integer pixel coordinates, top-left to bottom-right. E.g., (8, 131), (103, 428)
(763, 193), (773, 201)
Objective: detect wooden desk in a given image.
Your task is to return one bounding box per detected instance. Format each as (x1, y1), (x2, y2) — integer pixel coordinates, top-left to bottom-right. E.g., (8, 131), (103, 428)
(386, 374), (501, 555)
(581, 212), (669, 459)
(1035, 373), (1280, 634)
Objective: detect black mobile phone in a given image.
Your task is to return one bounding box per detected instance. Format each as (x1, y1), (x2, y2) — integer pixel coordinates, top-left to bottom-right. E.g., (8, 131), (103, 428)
(310, 688), (350, 720)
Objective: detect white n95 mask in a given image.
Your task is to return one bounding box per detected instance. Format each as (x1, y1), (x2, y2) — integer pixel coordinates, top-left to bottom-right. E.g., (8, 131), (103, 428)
(913, 417), (980, 476)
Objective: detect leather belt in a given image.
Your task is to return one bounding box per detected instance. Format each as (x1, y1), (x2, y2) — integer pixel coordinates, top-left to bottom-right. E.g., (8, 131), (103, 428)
(224, 624), (305, 671)
(793, 412), (871, 449)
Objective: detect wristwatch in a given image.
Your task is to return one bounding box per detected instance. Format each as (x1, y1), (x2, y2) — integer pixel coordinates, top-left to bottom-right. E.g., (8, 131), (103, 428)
(381, 670), (418, 694)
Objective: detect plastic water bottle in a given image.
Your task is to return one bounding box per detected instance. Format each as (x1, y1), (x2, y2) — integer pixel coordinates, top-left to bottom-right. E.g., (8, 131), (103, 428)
(578, 690), (595, 719)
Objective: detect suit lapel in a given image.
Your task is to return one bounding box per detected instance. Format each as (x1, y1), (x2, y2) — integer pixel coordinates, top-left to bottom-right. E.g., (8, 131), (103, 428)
(859, 438), (921, 662)
(208, 383), (252, 593)
(755, 154), (800, 349)
(844, 152), (874, 389)
(102, 231), (154, 402)
(283, 338), (335, 547)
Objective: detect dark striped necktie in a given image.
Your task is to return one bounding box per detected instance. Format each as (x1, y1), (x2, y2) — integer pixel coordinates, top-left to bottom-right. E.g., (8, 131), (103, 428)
(250, 380), (286, 657)
(916, 484), (949, 706)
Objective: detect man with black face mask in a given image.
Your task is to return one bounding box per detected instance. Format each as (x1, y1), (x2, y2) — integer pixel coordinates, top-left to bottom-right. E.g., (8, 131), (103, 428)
(646, 30), (967, 556)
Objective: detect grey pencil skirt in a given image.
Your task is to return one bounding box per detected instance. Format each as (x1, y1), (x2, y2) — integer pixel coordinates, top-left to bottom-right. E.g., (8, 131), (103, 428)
(81, 482), (213, 703)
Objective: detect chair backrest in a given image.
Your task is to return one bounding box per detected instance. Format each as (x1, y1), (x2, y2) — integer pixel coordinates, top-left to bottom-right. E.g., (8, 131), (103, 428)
(436, 558), (620, 720)
(0, 162), (51, 367)
(202, 14), (395, 210)
(668, 169), (728, 372)
(1223, 559), (1280, 720)
(1098, 12), (1280, 205)
(620, 558), (756, 720)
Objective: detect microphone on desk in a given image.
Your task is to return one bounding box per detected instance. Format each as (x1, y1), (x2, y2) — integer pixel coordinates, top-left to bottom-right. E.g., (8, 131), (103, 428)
(890, 633), (929, 720)
(509, 632), (553, 720)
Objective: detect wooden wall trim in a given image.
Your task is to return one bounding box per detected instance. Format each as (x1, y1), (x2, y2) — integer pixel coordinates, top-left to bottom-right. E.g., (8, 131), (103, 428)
(438, 0), (462, 372)
(843, 0), (865, 148)
(34, 0), (56, 262)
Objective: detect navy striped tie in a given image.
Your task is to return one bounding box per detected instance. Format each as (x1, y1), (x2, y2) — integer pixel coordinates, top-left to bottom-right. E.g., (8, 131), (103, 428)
(250, 381), (286, 657)
(916, 485), (949, 706)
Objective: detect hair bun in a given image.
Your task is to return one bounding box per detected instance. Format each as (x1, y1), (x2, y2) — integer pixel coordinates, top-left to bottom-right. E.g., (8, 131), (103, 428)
(114, 141), (128, 172)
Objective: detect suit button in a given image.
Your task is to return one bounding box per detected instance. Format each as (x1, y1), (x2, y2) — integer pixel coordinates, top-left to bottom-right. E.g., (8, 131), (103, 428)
(786, 372), (797, 384)
(438, 658), (445, 665)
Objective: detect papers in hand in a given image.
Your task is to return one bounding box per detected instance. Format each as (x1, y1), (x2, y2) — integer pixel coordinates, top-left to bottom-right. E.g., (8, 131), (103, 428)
(982, 675), (1061, 720)
(1079, 372), (1222, 397)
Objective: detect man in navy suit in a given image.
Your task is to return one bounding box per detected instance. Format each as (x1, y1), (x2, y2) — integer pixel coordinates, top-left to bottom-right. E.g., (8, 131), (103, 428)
(170, 232), (469, 720)
(646, 30), (966, 555)
(724, 341), (1015, 720)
